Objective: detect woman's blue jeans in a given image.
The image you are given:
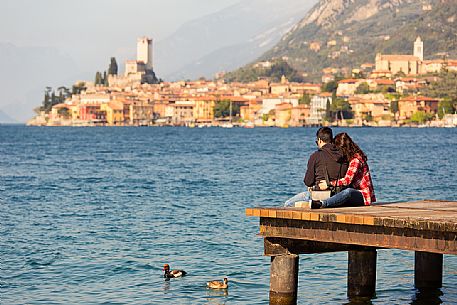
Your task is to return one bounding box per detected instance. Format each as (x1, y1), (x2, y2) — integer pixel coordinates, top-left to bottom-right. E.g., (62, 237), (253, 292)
(321, 188), (364, 208)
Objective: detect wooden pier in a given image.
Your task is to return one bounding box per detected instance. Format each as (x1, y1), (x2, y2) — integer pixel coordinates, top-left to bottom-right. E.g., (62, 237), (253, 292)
(246, 200), (457, 305)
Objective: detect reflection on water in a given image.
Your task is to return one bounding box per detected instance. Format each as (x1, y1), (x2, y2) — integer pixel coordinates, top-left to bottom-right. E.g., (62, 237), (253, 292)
(206, 288), (228, 305)
(344, 296), (373, 305)
(163, 280), (170, 292)
(411, 288), (443, 305)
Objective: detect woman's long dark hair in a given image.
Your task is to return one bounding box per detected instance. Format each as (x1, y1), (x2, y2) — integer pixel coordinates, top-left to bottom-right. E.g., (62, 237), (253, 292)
(334, 132), (367, 162)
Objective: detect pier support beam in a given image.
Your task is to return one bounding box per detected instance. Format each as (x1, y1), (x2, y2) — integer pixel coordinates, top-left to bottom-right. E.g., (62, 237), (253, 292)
(415, 251), (443, 289)
(270, 254), (299, 305)
(348, 249), (377, 298)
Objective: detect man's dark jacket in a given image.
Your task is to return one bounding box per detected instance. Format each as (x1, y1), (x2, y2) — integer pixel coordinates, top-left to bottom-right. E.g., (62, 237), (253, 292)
(304, 143), (348, 187)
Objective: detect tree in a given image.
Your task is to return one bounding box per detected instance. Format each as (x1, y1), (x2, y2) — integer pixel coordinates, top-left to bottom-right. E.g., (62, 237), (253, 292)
(299, 93), (311, 105)
(355, 82), (370, 94)
(72, 82), (86, 95)
(322, 80), (338, 93)
(214, 100), (240, 118)
(108, 57), (118, 75)
(95, 71), (102, 85)
(410, 111), (434, 124)
(331, 98), (353, 120)
(103, 71), (108, 86)
(324, 99), (332, 122)
(437, 98), (456, 119)
(390, 100), (399, 114)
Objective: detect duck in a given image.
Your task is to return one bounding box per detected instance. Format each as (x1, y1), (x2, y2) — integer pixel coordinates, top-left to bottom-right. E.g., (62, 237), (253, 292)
(207, 277), (228, 289)
(163, 264), (187, 278)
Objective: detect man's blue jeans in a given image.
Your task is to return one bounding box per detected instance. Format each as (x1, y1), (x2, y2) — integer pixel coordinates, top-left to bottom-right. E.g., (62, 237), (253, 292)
(284, 191), (310, 207)
(321, 188), (364, 208)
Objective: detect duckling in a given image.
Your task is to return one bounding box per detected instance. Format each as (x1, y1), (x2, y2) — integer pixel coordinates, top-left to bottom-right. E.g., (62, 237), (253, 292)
(207, 277), (228, 289)
(163, 264), (187, 278)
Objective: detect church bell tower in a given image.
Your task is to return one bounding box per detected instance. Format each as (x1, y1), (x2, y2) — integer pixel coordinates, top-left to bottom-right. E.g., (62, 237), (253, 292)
(414, 36), (424, 61)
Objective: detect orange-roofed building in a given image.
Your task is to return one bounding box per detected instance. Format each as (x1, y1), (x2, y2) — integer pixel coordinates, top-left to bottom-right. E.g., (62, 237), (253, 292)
(240, 100), (262, 122)
(192, 96), (216, 123)
(337, 79), (365, 96)
(374, 37), (424, 76)
(274, 103), (292, 127)
(348, 95), (391, 124)
(398, 96), (439, 120)
(290, 104), (310, 127)
(101, 100), (124, 126)
(367, 79), (396, 92)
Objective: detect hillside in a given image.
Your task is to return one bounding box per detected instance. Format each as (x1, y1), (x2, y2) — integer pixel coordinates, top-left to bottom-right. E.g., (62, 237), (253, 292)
(227, 0), (457, 82)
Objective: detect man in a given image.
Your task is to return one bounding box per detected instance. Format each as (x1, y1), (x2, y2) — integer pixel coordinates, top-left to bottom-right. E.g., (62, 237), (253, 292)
(304, 127), (348, 188)
(284, 127), (348, 208)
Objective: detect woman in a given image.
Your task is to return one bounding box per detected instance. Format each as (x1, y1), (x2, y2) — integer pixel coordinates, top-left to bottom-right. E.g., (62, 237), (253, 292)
(316, 132), (376, 208)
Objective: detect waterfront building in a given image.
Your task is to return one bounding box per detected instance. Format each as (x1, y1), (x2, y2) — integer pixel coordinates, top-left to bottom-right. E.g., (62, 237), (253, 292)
(101, 101), (124, 126)
(290, 104), (310, 127)
(308, 93), (332, 125)
(398, 96), (439, 120)
(348, 94), (391, 125)
(170, 100), (195, 126)
(274, 103), (292, 127)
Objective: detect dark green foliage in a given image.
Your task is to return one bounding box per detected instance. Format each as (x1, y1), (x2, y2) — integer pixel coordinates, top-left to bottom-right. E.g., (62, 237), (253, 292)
(40, 86), (71, 113)
(331, 98), (353, 120)
(214, 100), (241, 118)
(423, 71), (457, 102)
(322, 81), (338, 93)
(390, 100), (399, 114)
(355, 82), (370, 94)
(95, 71), (102, 85)
(72, 82), (86, 95)
(437, 99), (457, 119)
(103, 71), (108, 86)
(108, 57), (118, 75)
(299, 93), (311, 105)
(224, 59), (303, 83)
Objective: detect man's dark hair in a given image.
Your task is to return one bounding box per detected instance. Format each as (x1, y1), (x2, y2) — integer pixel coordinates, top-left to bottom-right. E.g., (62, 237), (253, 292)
(316, 127), (333, 144)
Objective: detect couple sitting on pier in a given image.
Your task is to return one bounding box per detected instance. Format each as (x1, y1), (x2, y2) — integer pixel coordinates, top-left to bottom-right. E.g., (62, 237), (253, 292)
(285, 127), (376, 209)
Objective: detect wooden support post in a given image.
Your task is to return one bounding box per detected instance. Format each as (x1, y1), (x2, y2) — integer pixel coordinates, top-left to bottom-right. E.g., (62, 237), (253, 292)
(269, 254), (299, 305)
(348, 249), (377, 298)
(415, 251), (443, 289)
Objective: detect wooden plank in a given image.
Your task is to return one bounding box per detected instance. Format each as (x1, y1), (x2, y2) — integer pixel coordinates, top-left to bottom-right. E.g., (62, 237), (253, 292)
(259, 218), (457, 255)
(246, 201), (457, 232)
(264, 237), (376, 255)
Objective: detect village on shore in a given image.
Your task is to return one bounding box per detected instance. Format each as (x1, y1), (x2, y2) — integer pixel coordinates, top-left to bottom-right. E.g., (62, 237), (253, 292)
(28, 37), (457, 128)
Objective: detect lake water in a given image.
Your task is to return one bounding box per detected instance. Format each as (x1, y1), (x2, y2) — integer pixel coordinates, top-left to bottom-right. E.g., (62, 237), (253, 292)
(1, 126), (456, 304)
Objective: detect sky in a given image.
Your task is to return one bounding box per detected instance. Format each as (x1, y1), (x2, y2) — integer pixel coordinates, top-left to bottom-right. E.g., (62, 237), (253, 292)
(1, 0), (241, 70)
(0, 0), (244, 122)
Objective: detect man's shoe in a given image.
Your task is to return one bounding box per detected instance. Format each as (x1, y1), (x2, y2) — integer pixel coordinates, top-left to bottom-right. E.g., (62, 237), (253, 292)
(309, 200), (322, 209)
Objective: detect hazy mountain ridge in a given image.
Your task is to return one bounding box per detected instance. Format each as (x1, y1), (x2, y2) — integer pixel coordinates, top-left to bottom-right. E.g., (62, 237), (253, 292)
(156, 0), (318, 80)
(234, 0), (457, 81)
(0, 43), (79, 122)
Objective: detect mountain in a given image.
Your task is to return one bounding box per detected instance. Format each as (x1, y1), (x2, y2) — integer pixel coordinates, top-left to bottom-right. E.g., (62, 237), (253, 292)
(0, 43), (79, 122)
(0, 110), (17, 124)
(155, 0), (318, 80)
(232, 0), (457, 81)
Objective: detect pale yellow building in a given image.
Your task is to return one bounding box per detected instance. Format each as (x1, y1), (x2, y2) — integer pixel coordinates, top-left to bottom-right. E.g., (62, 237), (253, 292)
(374, 37), (423, 76)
